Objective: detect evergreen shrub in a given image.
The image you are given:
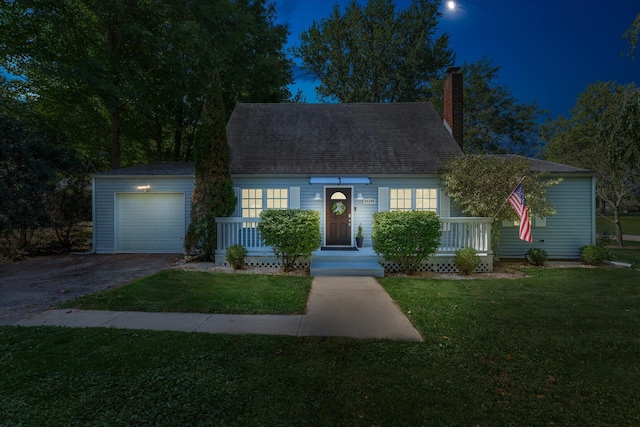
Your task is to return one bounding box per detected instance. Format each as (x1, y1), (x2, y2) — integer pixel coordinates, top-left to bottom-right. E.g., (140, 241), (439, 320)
(258, 209), (321, 272)
(226, 244), (247, 270)
(525, 248), (548, 266)
(453, 247), (479, 275)
(580, 244), (608, 265)
(372, 211), (442, 274)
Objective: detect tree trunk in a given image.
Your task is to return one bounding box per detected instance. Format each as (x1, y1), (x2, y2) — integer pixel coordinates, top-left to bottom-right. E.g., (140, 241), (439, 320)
(613, 207), (624, 247)
(110, 109), (121, 169)
(173, 102), (184, 161)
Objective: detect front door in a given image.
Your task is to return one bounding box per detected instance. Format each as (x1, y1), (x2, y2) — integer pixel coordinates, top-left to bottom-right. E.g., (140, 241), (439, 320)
(325, 188), (352, 246)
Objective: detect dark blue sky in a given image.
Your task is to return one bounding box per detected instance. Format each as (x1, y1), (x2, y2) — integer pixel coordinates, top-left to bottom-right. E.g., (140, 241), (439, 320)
(275, 0), (640, 120)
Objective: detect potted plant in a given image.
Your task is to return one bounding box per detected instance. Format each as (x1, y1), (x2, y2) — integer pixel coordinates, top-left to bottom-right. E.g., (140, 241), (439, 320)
(356, 224), (364, 248)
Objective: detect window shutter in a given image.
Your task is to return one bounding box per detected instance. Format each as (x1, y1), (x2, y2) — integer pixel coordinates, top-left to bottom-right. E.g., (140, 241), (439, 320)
(378, 187), (389, 212)
(439, 190), (451, 217)
(289, 187), (300, 209)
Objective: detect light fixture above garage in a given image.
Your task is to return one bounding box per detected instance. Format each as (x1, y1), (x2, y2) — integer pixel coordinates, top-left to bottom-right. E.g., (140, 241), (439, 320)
(136, 185), (151, 192)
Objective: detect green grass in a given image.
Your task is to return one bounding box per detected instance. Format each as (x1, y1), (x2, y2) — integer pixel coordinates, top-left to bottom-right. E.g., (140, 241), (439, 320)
(58, 269), (313, 315)
(608, 241), (640, 267)
(597, 213), (640, 235)
(3, 268), (640, 426)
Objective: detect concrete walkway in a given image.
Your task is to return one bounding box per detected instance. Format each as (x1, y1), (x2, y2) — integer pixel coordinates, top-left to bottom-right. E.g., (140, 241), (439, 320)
(13, 276), (423, 342)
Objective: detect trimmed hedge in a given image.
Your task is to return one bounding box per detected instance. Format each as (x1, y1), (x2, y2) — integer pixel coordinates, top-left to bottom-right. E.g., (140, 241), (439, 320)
(258, 209), (321, 272)
(372, 211), (442, 274)
(454, 247), (479, 275)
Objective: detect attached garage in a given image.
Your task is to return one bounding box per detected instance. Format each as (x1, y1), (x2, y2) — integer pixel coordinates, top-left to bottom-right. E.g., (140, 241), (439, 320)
(93, 162), (194, 254)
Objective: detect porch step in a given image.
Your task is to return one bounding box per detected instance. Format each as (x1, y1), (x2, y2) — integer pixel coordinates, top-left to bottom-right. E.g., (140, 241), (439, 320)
(310, 254), (385, 277)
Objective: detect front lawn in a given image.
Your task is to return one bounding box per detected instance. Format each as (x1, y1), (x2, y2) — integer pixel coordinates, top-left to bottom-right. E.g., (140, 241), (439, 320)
(3, 267), (639, 426)
(58, 269), (312, 315)
(597, 213), (640, 235)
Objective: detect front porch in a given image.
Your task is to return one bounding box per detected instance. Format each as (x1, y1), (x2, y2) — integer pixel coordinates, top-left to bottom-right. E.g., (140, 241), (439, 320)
(215, 217), (494, 274)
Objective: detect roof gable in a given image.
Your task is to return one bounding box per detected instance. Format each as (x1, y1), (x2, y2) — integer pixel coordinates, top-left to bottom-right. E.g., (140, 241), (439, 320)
(226, 103), (462, 175)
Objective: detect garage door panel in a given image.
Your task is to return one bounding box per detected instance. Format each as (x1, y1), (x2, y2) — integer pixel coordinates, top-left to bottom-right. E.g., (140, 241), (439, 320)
(116, 193), (185, 253)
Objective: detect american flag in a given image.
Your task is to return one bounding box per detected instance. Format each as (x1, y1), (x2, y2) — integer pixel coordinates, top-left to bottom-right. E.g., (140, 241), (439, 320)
(507, 183), (532, 242)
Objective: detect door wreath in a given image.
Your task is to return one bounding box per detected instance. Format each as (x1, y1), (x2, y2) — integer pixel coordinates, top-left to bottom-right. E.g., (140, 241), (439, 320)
(331, 201), (346, 215)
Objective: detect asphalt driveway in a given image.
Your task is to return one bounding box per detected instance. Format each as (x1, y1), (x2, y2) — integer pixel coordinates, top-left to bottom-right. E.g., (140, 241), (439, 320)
(0, 254), (179, 325)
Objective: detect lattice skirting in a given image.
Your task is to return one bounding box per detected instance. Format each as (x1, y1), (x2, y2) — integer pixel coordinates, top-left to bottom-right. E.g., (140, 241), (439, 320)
(215, 255), (310, 270)
(215, 254), (492, 273)
(381, 255), (493, 273)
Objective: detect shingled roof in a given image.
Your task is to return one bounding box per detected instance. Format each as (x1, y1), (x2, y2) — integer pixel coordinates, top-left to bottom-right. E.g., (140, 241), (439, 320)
(226, 103), (462, 175)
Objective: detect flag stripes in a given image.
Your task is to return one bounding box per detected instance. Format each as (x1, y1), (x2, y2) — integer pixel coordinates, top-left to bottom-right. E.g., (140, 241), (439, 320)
(507, 183), (532, 242)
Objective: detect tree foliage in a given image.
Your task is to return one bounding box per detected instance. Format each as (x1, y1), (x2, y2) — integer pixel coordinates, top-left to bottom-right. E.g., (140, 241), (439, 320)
(371, 210), (442, 274)
(439, 155), (560, 253)
(430, 57), (546, 155)
(294, 0), (454, 102)
(623, 12), (640, 59)
(0, 0), (293, 168)
(0, 113), (85, 257)
(258, 210), (321, 272)
(543, 81), (640, 246)
(186, 77), (237, 260)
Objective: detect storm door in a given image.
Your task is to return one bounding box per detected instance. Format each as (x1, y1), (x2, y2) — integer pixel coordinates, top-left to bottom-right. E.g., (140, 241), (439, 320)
(325, 188), (352, 246)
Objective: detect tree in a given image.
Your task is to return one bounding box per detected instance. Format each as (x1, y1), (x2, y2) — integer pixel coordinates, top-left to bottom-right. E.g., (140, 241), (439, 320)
(439, 155), (560, 255)
(185, 75), (237, 260)
(623, 12), (640, 59)
(294, 0), (454, 102)
(0, 114), (75, 256)
(543, 82), (640, 246)
(0, 0), (293, 168)
(430, 57), (546, 155)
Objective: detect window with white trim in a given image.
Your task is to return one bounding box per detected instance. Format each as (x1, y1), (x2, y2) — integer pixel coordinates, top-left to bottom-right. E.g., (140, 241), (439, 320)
(242, 189), (263, 218)
(416, 189), (438, 212)
(266, 188), (288, 209)
(390, 188), (439, 212)
(390, 188), (412, 211)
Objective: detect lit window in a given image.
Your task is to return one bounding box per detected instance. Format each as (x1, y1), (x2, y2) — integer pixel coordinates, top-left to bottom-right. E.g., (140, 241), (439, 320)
(267, 188), (288, 209)
(390, 189), (412, 211)
(416, 189), (438, 212)
(242, 189), (263, 218)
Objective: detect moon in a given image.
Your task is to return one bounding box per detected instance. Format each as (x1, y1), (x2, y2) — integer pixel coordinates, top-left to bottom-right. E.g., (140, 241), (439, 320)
(447, 1), (456, 10)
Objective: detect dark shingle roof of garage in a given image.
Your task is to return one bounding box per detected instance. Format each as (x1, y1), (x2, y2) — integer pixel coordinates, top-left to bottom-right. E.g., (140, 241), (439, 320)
(226, 103), (462, 175)
(95, 162), (194, 176)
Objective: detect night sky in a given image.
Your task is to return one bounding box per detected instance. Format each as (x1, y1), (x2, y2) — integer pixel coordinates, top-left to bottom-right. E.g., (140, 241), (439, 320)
(275, 0), (640, 120)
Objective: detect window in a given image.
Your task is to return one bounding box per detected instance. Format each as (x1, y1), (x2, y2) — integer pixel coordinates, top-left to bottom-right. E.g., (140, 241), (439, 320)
(416, 189), (437, 212)
(390, 189), (412, 211)
(242, 188), (288, 218)
(242, 189), (263, 218)
(267, 188), (288, 209)
(390, 188), (439, 212)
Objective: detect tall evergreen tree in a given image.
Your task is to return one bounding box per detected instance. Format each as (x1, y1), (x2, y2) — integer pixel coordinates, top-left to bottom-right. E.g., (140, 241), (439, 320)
(186, 74), (236, 259)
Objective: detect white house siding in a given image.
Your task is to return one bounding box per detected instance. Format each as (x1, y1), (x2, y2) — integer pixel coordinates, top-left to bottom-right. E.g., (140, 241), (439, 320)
(231, 175), (446, 248)
(497, 176), (595, 259)
(93, 176), (194, 254)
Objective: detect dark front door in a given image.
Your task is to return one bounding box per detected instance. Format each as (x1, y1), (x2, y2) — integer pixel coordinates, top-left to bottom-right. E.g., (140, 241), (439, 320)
(326, 188), (351, 246)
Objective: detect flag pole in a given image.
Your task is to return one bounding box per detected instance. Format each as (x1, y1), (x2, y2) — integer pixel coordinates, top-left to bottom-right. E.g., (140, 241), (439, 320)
(490, 176), (527, 222)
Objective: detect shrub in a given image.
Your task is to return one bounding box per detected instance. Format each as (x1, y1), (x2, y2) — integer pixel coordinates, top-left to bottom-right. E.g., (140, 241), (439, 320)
(226, 244), (247, 270)
(580, 244), (608, 266)
(454, 247), (479, 275)
(525, 248), (548, 266)
(372, 211), (442, 274)
(258, 209), (321, 272)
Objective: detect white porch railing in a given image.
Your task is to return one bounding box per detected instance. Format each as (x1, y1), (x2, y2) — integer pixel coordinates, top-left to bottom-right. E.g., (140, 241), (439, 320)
(216, 216), (492, 256)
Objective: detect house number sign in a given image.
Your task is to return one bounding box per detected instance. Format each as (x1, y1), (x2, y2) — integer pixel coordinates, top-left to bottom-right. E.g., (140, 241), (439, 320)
(362, 198), (376, 205)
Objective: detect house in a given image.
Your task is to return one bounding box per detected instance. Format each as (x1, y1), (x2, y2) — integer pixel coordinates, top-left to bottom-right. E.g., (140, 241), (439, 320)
(92, 69), (596, 274)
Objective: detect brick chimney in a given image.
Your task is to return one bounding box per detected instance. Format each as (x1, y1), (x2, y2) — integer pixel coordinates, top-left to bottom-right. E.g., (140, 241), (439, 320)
(443, 66), (463, 150)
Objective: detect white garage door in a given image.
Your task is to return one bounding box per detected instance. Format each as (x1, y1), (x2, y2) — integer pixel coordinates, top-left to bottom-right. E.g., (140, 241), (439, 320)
(116, 193), (185, 253)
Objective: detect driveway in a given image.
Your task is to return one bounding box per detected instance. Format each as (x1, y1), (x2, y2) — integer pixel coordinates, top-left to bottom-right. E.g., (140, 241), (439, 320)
(0, 254), (179, 325)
